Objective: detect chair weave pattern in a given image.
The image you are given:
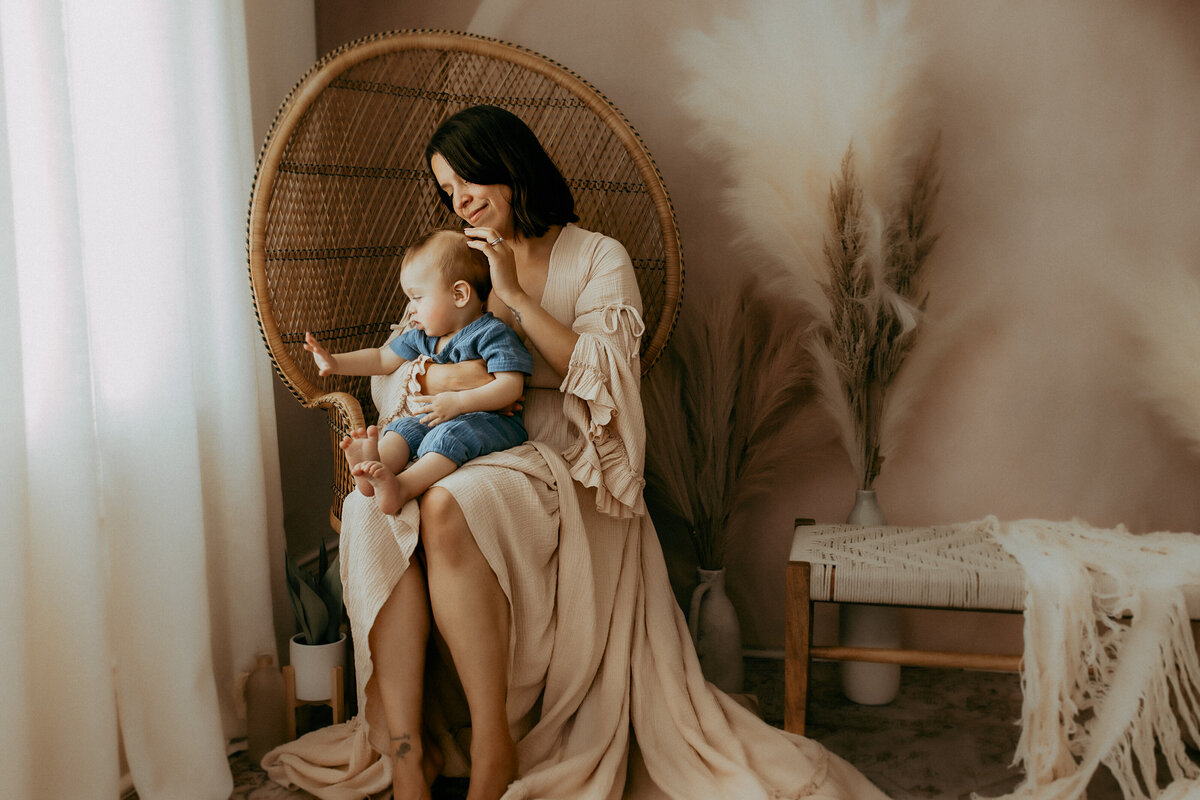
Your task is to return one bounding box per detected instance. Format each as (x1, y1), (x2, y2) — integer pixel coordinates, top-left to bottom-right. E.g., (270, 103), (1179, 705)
(247, 30), (683, 525)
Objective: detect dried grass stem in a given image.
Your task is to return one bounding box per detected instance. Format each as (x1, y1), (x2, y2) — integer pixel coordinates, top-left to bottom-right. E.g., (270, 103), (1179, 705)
(810, 139), (941, 488)
(643, 278), (812, 569)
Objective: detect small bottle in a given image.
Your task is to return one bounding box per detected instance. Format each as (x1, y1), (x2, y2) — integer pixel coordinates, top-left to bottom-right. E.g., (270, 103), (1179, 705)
(245, 653), (287, 763)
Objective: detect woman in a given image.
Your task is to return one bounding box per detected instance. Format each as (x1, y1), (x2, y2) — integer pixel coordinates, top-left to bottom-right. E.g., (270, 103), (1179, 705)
(265, 105), (884, 800)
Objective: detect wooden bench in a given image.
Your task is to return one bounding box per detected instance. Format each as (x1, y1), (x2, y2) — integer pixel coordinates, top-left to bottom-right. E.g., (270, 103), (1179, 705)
(784, 519), (1025, 734)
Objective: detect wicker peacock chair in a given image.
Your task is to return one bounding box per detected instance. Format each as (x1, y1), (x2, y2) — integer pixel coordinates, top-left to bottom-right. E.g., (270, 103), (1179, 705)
(247, 30), (684, 530)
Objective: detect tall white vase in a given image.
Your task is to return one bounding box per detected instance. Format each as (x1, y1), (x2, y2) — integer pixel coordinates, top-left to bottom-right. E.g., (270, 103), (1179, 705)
(840, 489), (901, 705)
(689, 567), (744, 693)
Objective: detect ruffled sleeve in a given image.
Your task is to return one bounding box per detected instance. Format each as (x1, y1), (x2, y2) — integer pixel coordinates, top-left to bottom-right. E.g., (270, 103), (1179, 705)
(558, 231), (648, 518)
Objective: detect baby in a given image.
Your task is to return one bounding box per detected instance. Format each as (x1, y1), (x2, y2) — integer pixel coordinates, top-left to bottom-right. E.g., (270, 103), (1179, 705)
(304, 229), (532, 515)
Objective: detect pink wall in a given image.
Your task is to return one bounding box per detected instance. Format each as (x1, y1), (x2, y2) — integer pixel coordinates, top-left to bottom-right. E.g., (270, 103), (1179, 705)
(295, 0), (1200, 651)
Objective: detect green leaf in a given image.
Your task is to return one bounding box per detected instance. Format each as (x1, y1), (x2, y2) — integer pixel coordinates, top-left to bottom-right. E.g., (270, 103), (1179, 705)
(284, 554), (309, 640)
(321, 552), (344, 644)
(318, 539), (329, 584)
(285, 549), (330, 645)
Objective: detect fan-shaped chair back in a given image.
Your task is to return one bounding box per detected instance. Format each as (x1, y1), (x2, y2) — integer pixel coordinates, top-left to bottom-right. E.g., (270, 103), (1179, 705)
(248, 30), (683, 527)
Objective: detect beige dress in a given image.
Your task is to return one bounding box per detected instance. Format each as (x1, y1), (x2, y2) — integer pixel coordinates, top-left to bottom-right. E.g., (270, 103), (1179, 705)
(264, 225), (886, 800)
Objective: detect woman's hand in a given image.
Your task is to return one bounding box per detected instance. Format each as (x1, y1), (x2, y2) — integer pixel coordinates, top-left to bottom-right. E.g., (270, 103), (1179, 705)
(464, 225), (579, 379)
(465, 227), (525, 307)
(413, 392), (465, 426)
(499, 395), (524, 417)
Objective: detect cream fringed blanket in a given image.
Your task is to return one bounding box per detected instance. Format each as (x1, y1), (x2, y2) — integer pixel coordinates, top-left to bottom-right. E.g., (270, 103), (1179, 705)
(261, 225), (885, 800)
(989, 518), (1200, 800)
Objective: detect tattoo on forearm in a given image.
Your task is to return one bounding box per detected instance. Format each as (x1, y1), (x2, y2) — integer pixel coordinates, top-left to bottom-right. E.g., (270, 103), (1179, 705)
(507, 305), (522, 323)
(390, 733), (413, 760)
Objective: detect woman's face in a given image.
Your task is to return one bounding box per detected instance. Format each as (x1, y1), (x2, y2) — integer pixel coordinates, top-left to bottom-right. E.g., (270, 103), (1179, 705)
(430, 153), (514, 235)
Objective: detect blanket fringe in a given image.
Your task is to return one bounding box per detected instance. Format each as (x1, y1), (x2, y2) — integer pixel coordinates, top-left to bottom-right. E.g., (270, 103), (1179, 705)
(984, 518), (1200, 800)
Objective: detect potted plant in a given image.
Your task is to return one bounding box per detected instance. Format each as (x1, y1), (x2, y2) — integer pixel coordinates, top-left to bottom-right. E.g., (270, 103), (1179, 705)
(284, 540), (345, 702)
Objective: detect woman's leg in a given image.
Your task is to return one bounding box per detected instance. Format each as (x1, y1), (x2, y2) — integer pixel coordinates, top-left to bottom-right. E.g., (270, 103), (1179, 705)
(369, 559), (439, 800)
(420, 487), (517, 800)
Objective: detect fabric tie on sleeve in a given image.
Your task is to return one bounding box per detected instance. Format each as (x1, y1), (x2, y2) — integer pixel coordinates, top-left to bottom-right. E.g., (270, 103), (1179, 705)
(600, 303), (645, 366)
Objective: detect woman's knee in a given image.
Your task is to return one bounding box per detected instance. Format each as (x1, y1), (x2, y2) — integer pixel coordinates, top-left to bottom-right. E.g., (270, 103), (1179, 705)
(420, 487), (473, 561)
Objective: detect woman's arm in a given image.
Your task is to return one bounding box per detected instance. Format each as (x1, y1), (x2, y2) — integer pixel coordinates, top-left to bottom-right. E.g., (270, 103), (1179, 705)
(419, 360), (494, 393)
(416, 372), (524, 426)
(499, 289), (577, 378)
(466, 227), (578, 379)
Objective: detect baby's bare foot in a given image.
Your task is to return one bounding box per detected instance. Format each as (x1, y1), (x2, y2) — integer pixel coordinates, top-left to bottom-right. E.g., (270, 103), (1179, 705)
(340, 426), (381, 496)
(352, 460), (408, 515)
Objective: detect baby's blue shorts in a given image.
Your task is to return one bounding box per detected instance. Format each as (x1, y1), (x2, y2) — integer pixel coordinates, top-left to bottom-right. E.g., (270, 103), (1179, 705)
(383, 411), (527, 466)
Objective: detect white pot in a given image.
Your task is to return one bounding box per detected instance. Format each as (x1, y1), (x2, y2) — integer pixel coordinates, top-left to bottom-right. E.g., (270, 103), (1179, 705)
(841, 489), (901, 705)
(289, 632), (346, 701)
(839, 605), (902, 705)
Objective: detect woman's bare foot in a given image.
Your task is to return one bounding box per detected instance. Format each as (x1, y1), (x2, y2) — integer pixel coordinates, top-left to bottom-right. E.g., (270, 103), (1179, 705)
(423, 733), (445, 788)
(466, 735), (518, 800)
(340, 426), (381, 496)
(389, 734), (432, 800)
(352, 460), (410, 515)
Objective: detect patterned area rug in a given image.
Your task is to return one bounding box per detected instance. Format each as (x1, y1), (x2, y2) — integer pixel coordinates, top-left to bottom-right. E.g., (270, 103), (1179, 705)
(748, 659), (1125, 800)
(221, 658), (1127, 800)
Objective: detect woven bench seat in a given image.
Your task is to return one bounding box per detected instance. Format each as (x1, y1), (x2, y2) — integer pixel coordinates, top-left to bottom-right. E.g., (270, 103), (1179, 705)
(797, 519), (1026, 610)
(784, 519), (1026, 734)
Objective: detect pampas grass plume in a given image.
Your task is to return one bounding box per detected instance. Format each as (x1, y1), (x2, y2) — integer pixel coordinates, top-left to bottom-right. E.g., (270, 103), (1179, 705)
(676, 1), (940, 489)
(674, 0), (926, 318)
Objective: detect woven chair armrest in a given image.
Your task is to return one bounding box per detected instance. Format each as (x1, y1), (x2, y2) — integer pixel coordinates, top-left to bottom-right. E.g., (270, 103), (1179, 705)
(306, 391), (367, 433)
(304, 390), (368, 531)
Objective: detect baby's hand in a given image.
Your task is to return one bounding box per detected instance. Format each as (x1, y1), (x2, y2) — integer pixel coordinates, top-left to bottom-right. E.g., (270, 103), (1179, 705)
(414, 392), (465, 426)
(303, 332), (337, 376)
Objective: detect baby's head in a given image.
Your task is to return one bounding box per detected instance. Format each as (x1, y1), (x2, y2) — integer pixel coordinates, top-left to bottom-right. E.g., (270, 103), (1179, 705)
(400, 229), (491, 336)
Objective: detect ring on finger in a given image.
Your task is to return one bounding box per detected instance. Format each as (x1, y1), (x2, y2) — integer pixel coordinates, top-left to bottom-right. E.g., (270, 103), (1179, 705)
(487, 236), (503, 246)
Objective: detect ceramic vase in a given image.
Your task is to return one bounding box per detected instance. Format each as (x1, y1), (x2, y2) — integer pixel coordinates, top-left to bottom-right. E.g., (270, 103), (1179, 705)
(688, 567), (744, 693)
(840, 489), (901, 705)
(289, 632), (347, 702)
(245, 653), (286, 762)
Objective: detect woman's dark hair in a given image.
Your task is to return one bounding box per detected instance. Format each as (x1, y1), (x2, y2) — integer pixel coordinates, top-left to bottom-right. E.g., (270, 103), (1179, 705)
(425, 105), (578, 239)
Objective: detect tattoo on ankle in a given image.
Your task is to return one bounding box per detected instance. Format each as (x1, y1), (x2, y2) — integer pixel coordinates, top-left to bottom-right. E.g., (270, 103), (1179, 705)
(390, 733), (413, 759)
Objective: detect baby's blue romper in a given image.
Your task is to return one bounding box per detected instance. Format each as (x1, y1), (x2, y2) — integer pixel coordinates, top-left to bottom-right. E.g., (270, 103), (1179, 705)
(385, 312), (533, 465)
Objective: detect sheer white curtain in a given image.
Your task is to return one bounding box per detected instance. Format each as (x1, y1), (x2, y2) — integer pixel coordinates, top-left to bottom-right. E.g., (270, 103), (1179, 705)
(0, 1), (283, 798)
